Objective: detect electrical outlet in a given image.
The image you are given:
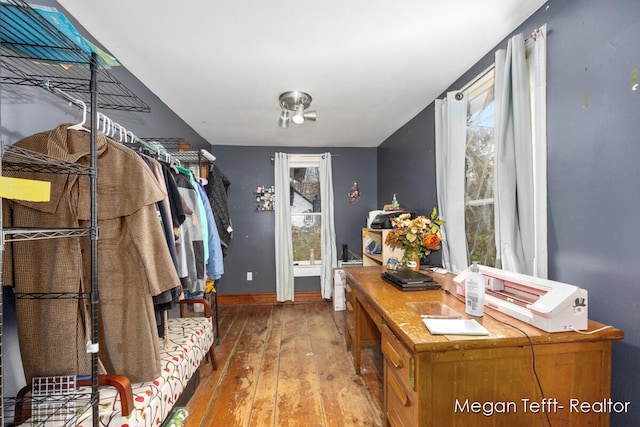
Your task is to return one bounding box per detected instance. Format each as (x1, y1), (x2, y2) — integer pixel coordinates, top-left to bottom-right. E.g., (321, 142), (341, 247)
(247, 272), (253, 281)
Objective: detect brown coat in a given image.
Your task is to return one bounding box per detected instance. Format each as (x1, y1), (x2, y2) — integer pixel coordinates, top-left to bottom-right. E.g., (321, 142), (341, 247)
(3, 124), (180, 383)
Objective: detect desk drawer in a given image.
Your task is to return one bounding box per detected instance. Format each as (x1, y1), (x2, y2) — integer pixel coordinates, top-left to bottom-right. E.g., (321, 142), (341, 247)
(345, 283), (354, 306)
(386, 366), (417, 427)
(381, 324), (414, 392)
(344, 298), (355, 348)
(345, 305), (355, 333)
(359, 295), (382, 329)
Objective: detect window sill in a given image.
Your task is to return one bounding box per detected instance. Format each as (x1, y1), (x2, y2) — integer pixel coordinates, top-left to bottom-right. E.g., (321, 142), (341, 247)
(293, 264), (321, 277)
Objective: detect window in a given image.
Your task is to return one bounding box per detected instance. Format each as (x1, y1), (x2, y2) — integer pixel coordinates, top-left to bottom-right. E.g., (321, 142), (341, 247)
(464, 68), (496, 266)
(290, 156), (321, 276)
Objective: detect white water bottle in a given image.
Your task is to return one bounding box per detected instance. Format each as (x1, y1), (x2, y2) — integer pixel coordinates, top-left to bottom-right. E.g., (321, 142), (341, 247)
(465, 262), (485, 316)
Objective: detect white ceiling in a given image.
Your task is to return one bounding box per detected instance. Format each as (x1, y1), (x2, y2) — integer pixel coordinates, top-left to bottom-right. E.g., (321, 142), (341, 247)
(57, 0), (546, 148)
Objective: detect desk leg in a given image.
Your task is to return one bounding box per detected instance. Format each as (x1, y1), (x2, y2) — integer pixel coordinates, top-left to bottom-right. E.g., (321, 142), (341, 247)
(353, 301), (362, 374)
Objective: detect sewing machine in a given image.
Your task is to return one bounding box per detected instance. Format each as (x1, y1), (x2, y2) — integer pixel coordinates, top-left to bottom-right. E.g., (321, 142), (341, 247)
(454, 265), (588, 332)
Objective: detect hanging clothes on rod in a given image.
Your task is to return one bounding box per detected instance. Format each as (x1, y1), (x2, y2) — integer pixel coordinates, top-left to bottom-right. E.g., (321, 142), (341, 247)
(45, 82), (187, 338)
(3, 123), (181, 384)
(138, 153), (183, 340)
(44, 83), (226, 293)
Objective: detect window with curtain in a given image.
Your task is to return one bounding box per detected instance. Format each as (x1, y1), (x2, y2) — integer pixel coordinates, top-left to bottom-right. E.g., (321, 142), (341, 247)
(464, 68), (497, 266)
(436, 25), (546, 276)
(290, 156), (322, 276)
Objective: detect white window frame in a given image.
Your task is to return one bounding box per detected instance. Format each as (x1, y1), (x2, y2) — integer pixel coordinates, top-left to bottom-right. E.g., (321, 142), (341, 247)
(289, 155), (322, 277)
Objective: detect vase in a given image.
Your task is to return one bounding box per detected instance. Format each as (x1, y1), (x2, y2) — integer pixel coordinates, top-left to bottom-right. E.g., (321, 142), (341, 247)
(404, 249), (421, 271)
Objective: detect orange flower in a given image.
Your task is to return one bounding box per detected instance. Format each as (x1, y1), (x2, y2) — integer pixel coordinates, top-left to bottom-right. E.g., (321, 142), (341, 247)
(422, 233), (441, 250)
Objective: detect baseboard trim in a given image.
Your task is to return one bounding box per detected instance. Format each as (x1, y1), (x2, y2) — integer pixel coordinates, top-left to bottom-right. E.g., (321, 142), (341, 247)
(217, 291), (325, 305)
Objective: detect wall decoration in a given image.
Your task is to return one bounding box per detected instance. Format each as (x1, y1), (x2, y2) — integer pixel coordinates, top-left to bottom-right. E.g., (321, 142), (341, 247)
(255, 185), (275, 211)
(348, 181), (361, 204)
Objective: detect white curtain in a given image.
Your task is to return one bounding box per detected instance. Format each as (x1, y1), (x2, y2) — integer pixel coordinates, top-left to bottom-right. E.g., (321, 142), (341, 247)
(435, 91), (469, 273)
(319, 153), (337, 299)
(274, 152), (294, 302)
(529, 25), (548, 279)
(494, 24), (547, 277)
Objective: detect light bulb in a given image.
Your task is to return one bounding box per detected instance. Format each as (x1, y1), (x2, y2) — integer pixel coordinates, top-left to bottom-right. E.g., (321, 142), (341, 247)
(292, 104), (305, 124)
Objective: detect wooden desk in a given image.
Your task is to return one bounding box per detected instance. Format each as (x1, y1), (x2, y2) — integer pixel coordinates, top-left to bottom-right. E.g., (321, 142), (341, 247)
(343, 266), (624, 427)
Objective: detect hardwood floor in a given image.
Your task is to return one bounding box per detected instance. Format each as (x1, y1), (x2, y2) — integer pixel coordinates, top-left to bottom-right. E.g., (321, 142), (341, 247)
(185, 301), (384, 427)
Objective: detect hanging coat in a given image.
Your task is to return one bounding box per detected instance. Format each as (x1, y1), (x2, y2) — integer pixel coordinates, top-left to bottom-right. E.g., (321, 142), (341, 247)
(205, 163), (232, 256)
(2, 124), (180, 383)
(170, 168), (206, 295)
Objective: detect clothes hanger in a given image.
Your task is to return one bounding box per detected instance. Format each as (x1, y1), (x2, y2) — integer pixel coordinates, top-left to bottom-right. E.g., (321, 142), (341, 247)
(97, 112), (105, 132)
(67, 99), (89, 132)
(127, 131), (136, 146)
(41, 81), (89, 133)
(97, 112), (111, 136)
(102, 114), (113, 136)
(113, 122), (123, 141)
(115, 123), (126, 142)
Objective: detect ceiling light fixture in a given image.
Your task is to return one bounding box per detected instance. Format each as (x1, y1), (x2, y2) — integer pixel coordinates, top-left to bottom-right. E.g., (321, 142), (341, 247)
(277, 109), (291, 129)
(277, 91), (316, 128)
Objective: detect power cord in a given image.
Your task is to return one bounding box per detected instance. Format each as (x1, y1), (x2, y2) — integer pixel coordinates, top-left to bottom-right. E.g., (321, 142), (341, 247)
(441, 288), (552, 427)
(570, 325), (612, 334)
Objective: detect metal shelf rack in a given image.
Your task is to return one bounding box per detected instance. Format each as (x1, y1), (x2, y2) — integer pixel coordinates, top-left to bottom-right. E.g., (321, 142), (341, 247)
(0, 0), (132, 424)
(139, 138), (205, 164)
(0, 0), (150, 113)
(2, 145), (93, 175)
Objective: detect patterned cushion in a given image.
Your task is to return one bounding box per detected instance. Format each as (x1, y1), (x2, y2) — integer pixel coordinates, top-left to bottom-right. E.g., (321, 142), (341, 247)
(74, 316), (214, 427)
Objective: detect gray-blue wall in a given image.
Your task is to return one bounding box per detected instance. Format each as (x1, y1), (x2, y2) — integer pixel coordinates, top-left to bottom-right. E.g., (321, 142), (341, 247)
(378, 0), (640, 424)
(209, 145), (376, 295)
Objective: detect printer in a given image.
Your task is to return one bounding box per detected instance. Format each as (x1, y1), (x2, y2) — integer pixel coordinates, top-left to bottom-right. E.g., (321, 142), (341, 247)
(369, 211), (415, 229)
(454, 264), (588, 333)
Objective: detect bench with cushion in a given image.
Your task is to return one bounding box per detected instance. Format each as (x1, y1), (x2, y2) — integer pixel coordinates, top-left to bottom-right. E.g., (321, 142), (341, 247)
(14, 299), (216, 426)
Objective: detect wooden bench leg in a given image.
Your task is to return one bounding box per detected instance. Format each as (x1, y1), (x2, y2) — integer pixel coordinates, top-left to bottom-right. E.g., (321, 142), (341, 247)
(179, 298), (218, 370)
(208, 343), (218, 370)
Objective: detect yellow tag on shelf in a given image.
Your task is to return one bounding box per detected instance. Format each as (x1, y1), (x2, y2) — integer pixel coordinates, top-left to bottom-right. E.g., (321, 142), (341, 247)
(0, 176), (51, 202)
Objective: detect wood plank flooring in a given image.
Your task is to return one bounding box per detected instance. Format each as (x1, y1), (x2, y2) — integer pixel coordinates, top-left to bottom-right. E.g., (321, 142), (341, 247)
(185, 301), (384, 427)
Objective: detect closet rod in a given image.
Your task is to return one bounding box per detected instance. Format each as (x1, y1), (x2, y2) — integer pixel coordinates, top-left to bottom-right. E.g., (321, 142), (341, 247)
(42, 80), (86, 111)
(140, 138), (216, 163)
(42, 80), (175, 164)
(200, 149), (216, 162)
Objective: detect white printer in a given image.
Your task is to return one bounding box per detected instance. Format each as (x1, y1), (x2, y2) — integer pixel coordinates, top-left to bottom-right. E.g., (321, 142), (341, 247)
(454, 264), (588, 333)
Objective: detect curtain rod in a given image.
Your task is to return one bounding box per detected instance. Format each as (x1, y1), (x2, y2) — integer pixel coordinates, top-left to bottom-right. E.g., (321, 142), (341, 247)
(456, 26), (542, 94)
(268, 153), (340, 164)
(458, 64), (495, 94)
(268, 153), (340, 163)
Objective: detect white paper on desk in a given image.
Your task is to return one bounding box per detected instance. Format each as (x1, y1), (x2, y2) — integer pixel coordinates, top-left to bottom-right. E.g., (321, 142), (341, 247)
(422, 318), (490, 336)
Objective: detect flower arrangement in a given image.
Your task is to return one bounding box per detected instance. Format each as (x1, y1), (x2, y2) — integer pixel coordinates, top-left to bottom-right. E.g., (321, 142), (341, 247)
(385, 208), (445, 265)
